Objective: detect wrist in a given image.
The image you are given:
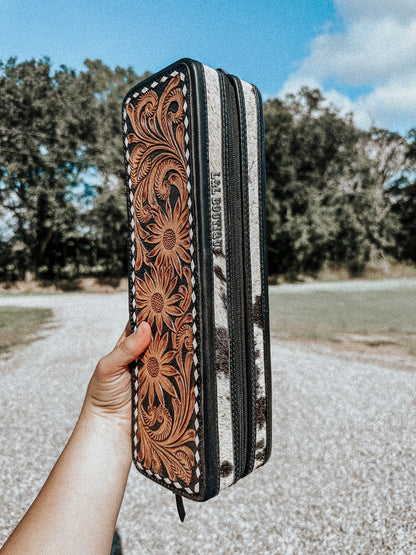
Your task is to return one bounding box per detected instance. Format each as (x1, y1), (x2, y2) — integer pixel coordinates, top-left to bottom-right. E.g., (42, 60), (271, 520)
(77, 402), (133, 465)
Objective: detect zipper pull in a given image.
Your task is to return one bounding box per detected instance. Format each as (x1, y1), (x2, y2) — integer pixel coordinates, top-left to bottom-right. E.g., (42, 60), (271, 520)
(175, 494), (186, 522)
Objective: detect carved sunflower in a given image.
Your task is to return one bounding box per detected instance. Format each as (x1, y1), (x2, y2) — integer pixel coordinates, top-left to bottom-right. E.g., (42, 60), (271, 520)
(138, 331), (179, 407)
(145, 199), (191, 276)
(135, 266), (183, 333)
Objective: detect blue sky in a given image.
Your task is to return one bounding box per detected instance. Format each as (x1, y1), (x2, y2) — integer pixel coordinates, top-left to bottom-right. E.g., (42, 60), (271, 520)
(1, 0), (415, 134)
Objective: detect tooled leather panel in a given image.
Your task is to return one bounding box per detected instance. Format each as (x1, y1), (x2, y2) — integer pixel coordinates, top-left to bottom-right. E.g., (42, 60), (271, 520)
(123, 70), (202, 496)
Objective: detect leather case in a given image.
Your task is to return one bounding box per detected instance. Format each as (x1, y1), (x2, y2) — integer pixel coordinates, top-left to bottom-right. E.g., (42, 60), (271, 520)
(122, 58), (271, 504)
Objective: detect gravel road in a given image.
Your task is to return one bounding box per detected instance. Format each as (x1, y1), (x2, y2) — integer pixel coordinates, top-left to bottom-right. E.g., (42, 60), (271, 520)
(1, 293), (416, 554)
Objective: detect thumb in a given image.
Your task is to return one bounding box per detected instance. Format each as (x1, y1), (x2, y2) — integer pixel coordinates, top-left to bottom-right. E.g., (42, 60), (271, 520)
(100, 321), (152, 373)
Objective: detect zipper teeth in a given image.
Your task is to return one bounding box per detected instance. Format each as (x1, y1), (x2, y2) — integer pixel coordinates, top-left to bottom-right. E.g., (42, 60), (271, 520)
(220, 72), (247, 481)
(230, 77), (256, 478)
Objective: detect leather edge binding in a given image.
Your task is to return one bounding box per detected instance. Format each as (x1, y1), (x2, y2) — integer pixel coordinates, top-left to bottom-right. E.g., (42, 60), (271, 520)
(217, 69), (248, 484)
(122, 59), (218, 502)
(228, 74), (258, 478)
(185, 60), (220, 501)
(253, 84), (272, 466)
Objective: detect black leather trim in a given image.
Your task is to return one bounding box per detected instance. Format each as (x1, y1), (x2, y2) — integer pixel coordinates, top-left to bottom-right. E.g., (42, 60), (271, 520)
(228, 74), (257, 478)
(253, 84), (273, 465)
(217, 70), (248, 483)
(177, 59), (221, 501)
(123, 58), (220, 502)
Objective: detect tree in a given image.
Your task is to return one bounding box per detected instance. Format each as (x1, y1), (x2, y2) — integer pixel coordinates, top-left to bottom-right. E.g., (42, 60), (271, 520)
(1, 59), (414, 282)
(362, 128), (408, 258)
(264, 88), (365, 276)
(0, 58), (95, 278)
(86, 181), (129, 276)
(75, 60), (150, 277)
(0, 58), (149, 280)
(79, 59), (149, 184)
(388, 129), (416, 263)
(264, 87), (413, 278)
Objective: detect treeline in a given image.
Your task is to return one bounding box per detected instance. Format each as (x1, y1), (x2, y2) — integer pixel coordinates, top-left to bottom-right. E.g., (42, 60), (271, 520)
(0, 58), (415, 281)
(0, 57), (150, 281)
(264, 89), (416, 277)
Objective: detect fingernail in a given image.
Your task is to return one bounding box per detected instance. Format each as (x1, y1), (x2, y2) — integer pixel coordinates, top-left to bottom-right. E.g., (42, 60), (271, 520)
(138, 321), (150, 333)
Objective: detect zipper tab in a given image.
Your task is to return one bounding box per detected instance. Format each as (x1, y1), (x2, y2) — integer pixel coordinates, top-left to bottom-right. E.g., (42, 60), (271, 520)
(175, 494), (186, 522)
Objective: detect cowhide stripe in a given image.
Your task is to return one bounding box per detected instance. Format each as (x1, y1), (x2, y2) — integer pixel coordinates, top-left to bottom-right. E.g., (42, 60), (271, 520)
(240, 80), (269, 468)
(203, 64), (235, 489)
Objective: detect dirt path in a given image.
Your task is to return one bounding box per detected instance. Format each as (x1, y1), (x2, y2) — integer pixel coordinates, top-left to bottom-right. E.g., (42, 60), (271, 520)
(1, 293), (416, 553)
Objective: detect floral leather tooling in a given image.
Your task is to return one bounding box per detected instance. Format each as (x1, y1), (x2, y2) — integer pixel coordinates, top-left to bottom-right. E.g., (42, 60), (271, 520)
(124, 73), (200, 493)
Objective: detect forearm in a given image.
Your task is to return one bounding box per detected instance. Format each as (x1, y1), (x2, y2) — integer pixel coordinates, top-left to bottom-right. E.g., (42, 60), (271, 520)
(2, 321), (151, 554)
(2, 408), (132, 555)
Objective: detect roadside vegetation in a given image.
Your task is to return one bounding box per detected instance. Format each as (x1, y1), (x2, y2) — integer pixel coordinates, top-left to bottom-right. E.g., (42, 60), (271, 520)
(270, 279), (416, 368)
(2, 57), (416, 367)
(0, 306), (54, 354)
(1, 58), (416, 285)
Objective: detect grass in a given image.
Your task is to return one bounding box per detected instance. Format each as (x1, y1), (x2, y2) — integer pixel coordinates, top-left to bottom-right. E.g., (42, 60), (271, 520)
(1, 278), (416, 364)
(0, 277), (128, 296)
(0, 306), (54, 354)
(269, 280), (416, 359)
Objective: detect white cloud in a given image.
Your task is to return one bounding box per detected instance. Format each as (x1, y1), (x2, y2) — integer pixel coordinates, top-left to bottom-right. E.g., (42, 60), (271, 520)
(305, 20), (416, 86)
(323, 89), (373, 129)
(279, 0), (416, 133)
(362, 74), (416, 130)
(279, 74), (321, 98)
(335, 0), (416, 24)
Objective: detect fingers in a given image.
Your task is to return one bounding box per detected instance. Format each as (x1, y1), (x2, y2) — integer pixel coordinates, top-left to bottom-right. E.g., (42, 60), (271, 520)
(115, 321), (131, 347)
(99, 322), (152, 374)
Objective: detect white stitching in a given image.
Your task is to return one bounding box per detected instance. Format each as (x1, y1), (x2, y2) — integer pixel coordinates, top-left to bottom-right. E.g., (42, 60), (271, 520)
(125, 69), (201, 496)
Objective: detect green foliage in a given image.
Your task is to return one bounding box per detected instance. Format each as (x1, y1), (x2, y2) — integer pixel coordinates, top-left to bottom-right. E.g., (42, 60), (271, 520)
(0, 58), (95, 278)
(386, 131), (416, 264)
(79, 59), (150, 183)
(1, 58), (416, 281)
(265, 89), (362, 275)
(86, 182), (129, 276)
(0, 57), (147, 280)
(0, 305), (53, 353)
(264, 88), (413, 277)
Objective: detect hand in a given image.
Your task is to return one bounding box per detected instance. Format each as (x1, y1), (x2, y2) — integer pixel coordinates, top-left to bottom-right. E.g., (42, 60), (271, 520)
(2, 321), (152, 555)
(82, 321), (152, 435)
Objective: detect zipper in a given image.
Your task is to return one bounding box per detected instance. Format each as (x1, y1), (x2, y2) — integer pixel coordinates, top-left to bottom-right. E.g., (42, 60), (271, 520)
(218, 70), (248, 482)
(227, 74), (257, 478)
